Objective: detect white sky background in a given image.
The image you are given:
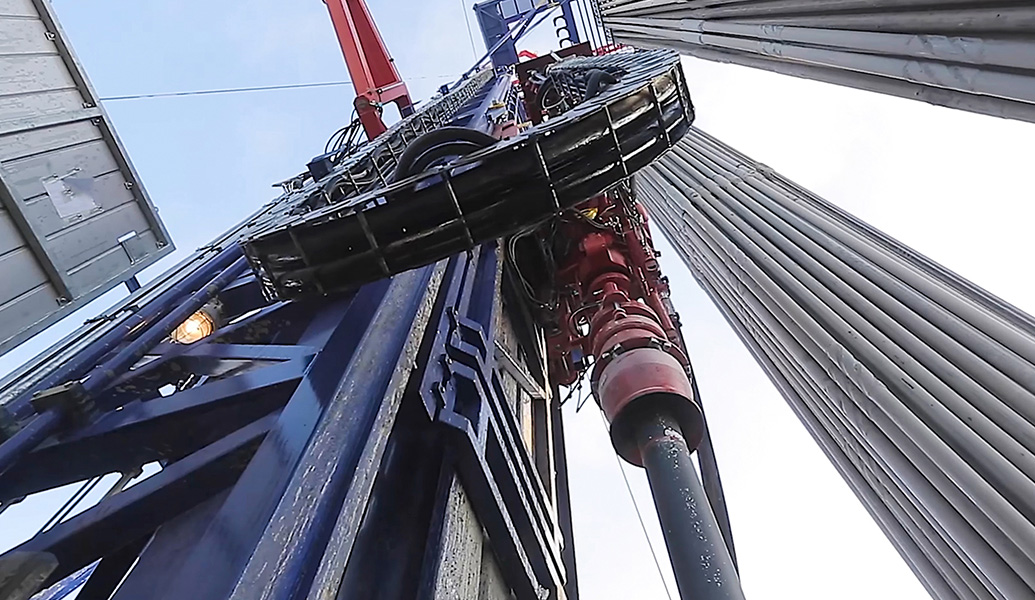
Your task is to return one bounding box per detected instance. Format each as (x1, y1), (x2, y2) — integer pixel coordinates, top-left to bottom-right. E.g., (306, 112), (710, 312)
(1, 2), (1033, 599)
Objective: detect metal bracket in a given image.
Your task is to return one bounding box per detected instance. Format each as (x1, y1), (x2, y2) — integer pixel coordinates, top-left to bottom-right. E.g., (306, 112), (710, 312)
(494, 340), (548, 401)
(30, 382), (94, 426)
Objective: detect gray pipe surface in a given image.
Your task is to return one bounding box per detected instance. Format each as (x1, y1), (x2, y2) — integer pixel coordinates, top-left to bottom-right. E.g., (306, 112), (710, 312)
(597, 0), (1035, 123)
(634, 127), (1035, 599)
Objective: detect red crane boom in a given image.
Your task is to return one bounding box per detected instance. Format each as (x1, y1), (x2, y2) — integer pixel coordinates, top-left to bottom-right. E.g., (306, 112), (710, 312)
(324, 0), (414, 139)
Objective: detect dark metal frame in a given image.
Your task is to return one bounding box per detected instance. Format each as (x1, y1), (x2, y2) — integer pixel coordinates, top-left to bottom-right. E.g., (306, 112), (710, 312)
(417, 244), (567, 598)
(0, 75), (578, 600)
(244, 49), (693, 300)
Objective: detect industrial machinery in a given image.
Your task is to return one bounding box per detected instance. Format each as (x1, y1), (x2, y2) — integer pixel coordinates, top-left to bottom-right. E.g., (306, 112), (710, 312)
(1, 1), (1033, 600)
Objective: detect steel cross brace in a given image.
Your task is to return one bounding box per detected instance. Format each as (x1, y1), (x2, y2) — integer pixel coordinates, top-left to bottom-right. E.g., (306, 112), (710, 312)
(131, 265), (442, 600)
(0, 266), (444, 599)
(2, 413), (277, 594)
(0, 355), (309, 501)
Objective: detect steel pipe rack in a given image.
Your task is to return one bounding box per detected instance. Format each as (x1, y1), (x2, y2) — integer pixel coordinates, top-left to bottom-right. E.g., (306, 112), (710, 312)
(637, 127), (1035, 600)
(597, 0), (1035, 123)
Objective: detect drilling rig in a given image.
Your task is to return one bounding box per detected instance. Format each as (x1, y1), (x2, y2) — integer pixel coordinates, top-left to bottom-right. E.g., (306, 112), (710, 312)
(1, 2), (1034, 600)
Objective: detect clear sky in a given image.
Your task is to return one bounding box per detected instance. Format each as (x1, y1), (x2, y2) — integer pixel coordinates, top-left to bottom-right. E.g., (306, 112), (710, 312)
(2, 1), (1034, 599)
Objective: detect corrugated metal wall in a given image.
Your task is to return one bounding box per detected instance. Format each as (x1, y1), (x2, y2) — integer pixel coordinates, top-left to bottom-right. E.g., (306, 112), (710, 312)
(597, 0), (1035, 123)
(0, 0), (172, 355)
(638, 128), (1035, 600)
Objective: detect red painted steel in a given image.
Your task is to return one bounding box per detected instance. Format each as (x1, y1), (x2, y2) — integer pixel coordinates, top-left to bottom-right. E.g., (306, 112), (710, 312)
(514, 42), (593, 125)
(545, 190), (704, 464)
(596, 347), (700, 465)
(325, 0), (413, 139)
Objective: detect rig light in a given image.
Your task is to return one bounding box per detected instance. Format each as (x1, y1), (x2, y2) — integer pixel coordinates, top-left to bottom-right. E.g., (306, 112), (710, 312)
(171, 301), (221, 344)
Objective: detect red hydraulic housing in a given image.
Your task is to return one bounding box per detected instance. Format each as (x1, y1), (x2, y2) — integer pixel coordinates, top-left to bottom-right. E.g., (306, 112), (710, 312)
(546, 190), (704, 465)
(325, 0), (414, 139)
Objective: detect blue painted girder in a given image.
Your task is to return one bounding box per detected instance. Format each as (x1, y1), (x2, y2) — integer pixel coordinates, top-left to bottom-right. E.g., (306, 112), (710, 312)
(0, 354), (309, 500)
(151, 265), (444, 600)
(9, 413), (277, 589)
(418, 245), (567, 598)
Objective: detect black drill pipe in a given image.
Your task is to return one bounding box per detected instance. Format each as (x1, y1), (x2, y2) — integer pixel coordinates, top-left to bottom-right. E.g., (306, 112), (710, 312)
(638, 409), (745, 600)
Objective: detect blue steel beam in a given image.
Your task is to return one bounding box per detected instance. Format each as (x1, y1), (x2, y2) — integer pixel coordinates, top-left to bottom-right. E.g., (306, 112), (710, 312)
(1, 245), (244, 422)
(450, 73), (515, 133)
(0, 255), (250, 479)
(1, 70), (580, 600)
(150, 266), (441, 600)
(228, 266), (444, 600)
(101, 339), (314, 404)
(471, 0), (584, 67)
(475, 0), (521, 68)
(333, 394), (450, 598)
(418, 246), (567, 597)
(559, 1), (581, 44)
(7, 413), (276, 592)
(74, 536), (149, 600)
(96, 301), (310, 400)
(458, 1), (552, 82)
(475, 0), (583, 54)
(32, 564), (95, 600)
(107, 491), (230, 599)
(73, 257), (251, 400)
(0, 356), (308, 501)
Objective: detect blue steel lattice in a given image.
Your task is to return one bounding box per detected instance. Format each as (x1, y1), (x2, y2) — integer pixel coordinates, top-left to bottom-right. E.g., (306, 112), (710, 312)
(0, 71), (577, 600)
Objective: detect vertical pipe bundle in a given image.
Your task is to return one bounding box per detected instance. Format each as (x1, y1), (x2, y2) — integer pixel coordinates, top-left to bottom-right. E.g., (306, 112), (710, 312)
(597, 0), (1035, 123)
(637, 127), (1035, 600)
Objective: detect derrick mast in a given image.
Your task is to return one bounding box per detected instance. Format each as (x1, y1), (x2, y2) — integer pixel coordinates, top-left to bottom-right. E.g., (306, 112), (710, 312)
(0, 3), (737, 600)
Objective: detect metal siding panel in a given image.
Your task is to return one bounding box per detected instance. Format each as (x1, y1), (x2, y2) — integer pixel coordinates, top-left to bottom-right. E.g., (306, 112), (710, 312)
(28, 173), (137, 240)
(0, 120), (103, 161)
(2, 139), (119, 205)
(0, 0), (35, 18)
(0, 55), (78, 96)
(0, 16), (53, 56)
(48, 202), (150, 264)
(0, 283), (58, 345)
(0, 246), (47, 306)
(50, 202), (148, 262)
(0, 89), (84, 122)
(0, 0), (172, 356)
(63, 239), (144, 296)
(0, 208), (26, 255)
(54, 208), (154, 288)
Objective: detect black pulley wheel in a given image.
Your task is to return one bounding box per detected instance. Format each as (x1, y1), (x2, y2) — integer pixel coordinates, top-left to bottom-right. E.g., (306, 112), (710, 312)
(392, 126), (497, 181)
